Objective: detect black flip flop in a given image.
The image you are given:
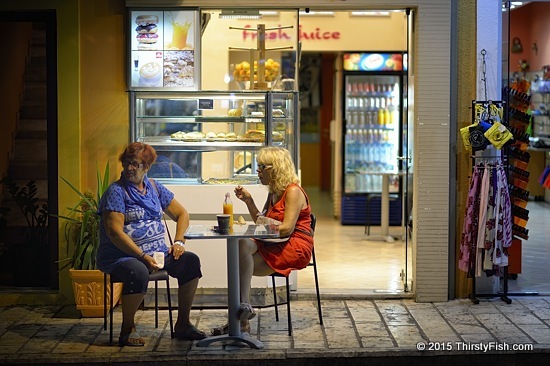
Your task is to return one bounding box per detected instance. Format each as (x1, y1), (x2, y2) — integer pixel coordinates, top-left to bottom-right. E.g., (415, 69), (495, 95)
(174, 325), (207, 340)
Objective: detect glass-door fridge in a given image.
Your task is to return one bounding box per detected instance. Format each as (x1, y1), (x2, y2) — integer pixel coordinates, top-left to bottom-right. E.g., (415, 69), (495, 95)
(340, 52), (406, 225)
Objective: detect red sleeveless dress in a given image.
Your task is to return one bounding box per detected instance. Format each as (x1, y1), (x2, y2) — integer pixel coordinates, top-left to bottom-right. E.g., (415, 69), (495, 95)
(255, 184), (313, 276)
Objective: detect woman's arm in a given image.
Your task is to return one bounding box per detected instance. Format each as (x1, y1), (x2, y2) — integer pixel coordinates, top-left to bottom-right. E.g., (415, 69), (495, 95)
(163, 198), (190, 246)
(235, 185), (263, 223)
(278, 185), (307, 237)
(103, 211), (143, 257)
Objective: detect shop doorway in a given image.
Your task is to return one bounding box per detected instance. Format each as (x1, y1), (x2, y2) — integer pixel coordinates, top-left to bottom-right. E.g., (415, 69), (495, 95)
(0, 11), (58, 289)
(502, 1), (550, 295)
(298, 9), (414, 294)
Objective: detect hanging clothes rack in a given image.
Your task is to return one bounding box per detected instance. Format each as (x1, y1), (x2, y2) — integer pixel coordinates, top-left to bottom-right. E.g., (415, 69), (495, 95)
(460, 49), (539, 303)
(462, 100), (513, 304)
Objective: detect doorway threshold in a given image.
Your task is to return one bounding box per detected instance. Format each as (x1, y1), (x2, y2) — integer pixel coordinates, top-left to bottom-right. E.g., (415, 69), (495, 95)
(293, 288), (415, 300)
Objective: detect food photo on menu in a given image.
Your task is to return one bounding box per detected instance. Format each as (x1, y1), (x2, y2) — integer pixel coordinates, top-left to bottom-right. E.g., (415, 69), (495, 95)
(131, 10), (196, 89)
(164, 51), (194, 87)
(132, 50), (164, 87)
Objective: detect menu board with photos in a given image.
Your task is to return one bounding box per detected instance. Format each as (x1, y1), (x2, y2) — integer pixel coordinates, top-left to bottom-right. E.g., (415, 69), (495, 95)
(129, 9), (200, 90)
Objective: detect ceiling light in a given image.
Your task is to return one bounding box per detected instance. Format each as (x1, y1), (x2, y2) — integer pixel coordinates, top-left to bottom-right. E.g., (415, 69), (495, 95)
(219, 9), (261, 19)
(299, 11), (334, 17)
(351, 11), (391, 17)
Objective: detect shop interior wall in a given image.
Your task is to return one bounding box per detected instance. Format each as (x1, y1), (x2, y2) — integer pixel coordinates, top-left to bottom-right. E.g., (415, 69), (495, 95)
(509, 2), (550, 200)
(201, 11), (405, 187)
(509, 2), (550, 72)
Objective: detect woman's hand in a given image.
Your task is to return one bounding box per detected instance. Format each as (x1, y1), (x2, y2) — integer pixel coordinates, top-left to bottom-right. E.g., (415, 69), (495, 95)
(169, 243), (186, 260)
(142, 254), (161, 273)
(234, 185), (251, 202)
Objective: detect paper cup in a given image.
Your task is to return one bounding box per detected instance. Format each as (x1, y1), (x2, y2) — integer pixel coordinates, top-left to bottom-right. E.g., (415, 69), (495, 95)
(153, 252), (165, 269)
(217, 214), (231, 234)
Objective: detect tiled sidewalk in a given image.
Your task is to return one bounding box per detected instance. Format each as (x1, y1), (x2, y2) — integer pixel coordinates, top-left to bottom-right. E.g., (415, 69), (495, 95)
(0, 297), (549, 365)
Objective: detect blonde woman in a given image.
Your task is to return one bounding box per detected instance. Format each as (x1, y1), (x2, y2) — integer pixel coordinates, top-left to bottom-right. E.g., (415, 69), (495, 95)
(212, 147), (314, 335)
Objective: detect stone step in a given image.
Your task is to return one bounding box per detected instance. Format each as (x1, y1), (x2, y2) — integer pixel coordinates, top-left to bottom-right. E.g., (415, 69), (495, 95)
(16, 119), (47, 133)
(23, 82), (46, 101)
(31, 35), (46, 48)
(19, 101), (47, 120)
(24, 64), (46, 82)
(15, 130), (47, 140)
(7, 161), (48, 181)
(12, 139), (47, 160)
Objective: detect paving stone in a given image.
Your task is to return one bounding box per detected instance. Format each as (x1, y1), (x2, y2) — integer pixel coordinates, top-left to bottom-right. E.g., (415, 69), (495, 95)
(0, 297), (549, 365)
(360, 336), (395, 348)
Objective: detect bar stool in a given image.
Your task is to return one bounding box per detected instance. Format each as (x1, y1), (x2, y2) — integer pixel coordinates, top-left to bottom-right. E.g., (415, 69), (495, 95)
(103, 270), (174, 344)
(270, 213), (323, 336)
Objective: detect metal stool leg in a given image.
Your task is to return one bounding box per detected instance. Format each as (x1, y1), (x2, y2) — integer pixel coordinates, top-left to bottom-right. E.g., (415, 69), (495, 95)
(109, 276), (114, 344)
(154, 280), (159, 328)
(312, 250), (323, 325)
(103, 273), (107, 331)
(272, 275), (279, 321)
(165, 278), (174, 338)
(285, 276), (292, 336)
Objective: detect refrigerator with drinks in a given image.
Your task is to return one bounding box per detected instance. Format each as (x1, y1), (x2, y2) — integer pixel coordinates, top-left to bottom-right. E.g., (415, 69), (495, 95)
(340, 52), (406, 225)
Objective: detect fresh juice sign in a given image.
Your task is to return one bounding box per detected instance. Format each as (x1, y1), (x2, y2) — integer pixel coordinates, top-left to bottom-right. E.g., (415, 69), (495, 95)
(240, 25), (340, 41)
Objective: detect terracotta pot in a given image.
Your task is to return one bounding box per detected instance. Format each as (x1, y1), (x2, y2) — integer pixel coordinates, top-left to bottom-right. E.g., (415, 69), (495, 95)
(69, 269), (123, 318)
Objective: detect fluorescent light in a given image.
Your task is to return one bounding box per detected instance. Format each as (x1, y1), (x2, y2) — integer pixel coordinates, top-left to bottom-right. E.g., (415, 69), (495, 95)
(219, 9), (261, 19)
(351, 11), (391, 17)
(259, 11), (279, 17)
(299, 11), (334, 17)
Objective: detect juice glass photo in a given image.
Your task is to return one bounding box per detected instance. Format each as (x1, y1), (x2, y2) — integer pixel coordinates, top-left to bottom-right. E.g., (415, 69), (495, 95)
(172, 21), (190, 49)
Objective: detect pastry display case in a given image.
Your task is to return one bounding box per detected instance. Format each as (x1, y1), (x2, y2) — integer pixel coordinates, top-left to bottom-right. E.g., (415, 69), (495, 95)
(129, 90), (299, 184)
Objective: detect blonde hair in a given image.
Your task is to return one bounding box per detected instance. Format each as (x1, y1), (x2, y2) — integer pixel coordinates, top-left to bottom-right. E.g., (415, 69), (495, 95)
(257, 147), (299, 195)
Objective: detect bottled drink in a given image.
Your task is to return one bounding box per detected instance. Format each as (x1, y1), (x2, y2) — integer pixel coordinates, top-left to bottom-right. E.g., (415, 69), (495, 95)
(384, 108), (391, 126)
(223, 193), (233, 230)
(378, 108), (385, 126)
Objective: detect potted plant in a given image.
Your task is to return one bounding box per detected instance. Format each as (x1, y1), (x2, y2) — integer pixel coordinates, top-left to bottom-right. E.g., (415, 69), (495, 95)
(0, 178), (49, 286)
(57, 162), (122, 317)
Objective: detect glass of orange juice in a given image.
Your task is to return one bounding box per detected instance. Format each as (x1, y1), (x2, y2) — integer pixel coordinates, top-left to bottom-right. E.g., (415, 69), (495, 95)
(172, 21), (191, 50)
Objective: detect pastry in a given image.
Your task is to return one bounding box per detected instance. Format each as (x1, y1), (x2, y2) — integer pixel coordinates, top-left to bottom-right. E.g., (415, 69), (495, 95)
(244, 129), (265, 142)
(272, 132), (284, 142)
(171, 131), (186, 140)
(135, 15), (159, 50)
(226, 132), (237, 141)
(206, 131), (217, 141)
(135, 15), (159, 26)
(272, 109), (284, 117)
(216, 132), (226, 141)
(228, 108), (242, 117)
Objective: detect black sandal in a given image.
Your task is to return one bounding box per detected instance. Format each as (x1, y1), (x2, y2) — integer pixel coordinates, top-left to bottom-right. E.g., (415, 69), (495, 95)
(174, 325), (207, 340)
